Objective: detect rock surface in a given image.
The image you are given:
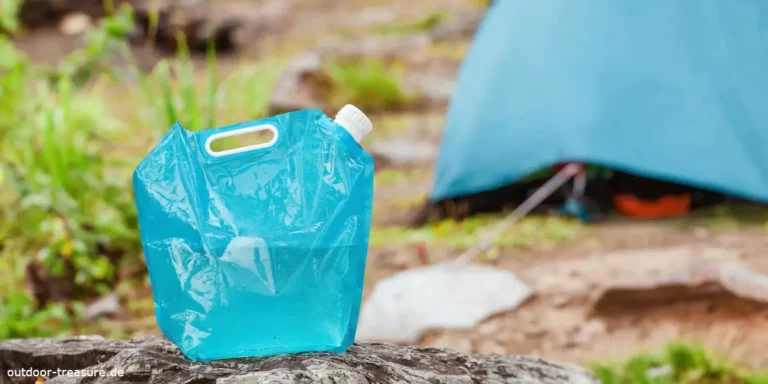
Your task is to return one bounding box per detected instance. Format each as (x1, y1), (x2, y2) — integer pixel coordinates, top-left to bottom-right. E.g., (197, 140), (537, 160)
(0, 336), (597, 384)
(590, 257), (768, 315)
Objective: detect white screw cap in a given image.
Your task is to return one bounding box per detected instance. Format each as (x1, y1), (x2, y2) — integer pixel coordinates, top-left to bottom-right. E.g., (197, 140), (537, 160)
(334, 104), (372, 143)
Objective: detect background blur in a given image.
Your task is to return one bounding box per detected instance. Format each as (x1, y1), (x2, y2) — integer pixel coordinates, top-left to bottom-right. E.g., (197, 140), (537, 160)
(2, 1), (768, 383)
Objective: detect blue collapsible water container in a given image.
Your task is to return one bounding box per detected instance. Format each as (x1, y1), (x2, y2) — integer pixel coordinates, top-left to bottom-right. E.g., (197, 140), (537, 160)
(133, 106), (374, 361)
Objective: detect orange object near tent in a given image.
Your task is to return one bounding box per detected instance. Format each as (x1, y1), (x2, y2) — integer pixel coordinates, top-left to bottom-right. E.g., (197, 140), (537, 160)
(613, 194), (692, 218)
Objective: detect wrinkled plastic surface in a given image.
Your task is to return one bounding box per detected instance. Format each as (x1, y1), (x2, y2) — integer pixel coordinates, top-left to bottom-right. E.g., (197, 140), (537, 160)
(133, 109), (374, 361)
(432, 0), (768, 202)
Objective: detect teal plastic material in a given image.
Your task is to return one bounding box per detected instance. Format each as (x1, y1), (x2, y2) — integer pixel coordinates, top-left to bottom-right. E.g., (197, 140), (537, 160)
(133, 109), (374, 361)
(432, 0), (768, 202)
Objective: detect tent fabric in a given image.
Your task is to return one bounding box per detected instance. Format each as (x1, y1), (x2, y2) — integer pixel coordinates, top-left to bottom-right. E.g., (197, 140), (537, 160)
(431, 0), (768, 203)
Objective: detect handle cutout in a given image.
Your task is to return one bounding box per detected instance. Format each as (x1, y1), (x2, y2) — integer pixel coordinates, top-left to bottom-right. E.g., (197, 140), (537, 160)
(205, 124), (278, 157)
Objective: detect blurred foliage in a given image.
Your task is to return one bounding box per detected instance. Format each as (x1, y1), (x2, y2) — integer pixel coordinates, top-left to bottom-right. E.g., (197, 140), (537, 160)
(136, 37), (286, 134)
(137, 35), (218, 132)
(0, 242), (75, 339)
(374, 168), (430, 187)
(0, 1), (291, 340)
(327, 58), (410, 113)
(681, 204), (768, 232)
(1, 6), (138, 290)
(0, 292), (74, 339)
(370, 214), (582, 252)
(0, 6), (138, 338)
(593, 342), (768, 384)
(376, 13), (444, 35)
(0, 0), (22, 35)
(217, 60), (286, 124)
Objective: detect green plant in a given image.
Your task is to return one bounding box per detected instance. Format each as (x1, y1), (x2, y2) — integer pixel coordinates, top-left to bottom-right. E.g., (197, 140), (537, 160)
(327, 58), (410, 113)
(0, 241), (79, 339)
(0, 291), (74, 339)
(593, 342), (768, 384)
(135, 33), (287, 135)
(0, 0), (22, 35)
(2, 76), (138, 289)
(0, 7), (139, 292)
(138, 35), (218, 132)
(217, 60), (286, 123)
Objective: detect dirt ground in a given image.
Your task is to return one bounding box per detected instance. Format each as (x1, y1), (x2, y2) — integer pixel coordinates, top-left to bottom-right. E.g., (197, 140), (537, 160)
(370, 167), (768, 369)
(12, 0), (768, 370)
(414, 227), (768, 368)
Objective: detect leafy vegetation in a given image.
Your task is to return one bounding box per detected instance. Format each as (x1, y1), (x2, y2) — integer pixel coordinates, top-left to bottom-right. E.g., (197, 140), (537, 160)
(593, 342), (768, 384)
(1, 6), (138, 292)
(137, 35), (218, 132)
(0, 1), (291, 340)
(327, 58), (410, 113)
(217, 60), (286, 124)
(0, 242), (78, 339)
(135, 36), (285, 138)
(0, 0), (22, 35)
(0, 6), (140, 338)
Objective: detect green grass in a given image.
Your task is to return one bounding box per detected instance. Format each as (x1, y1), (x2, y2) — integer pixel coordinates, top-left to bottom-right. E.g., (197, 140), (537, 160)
(682, 205), (768, 232)
(0, 8), (141, 338)
(135, 34), (217, 132)
(374, 168), (425, 187)
(327, 58), (411, 113)
(0, 242), (74, 339)
(0, 0), (22, 35)
(0, 3), (292, 340)
(135, 38), (286, 135)
(593, 342), (768, 384)
(217, 60), (287, 124)
(1, 7), (138, 289)
(370, 214), (583, 252)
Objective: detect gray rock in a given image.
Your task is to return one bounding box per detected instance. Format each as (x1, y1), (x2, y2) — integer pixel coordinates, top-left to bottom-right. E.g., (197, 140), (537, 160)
(83, 293), (121, 321)
(0, 336), (597, 384)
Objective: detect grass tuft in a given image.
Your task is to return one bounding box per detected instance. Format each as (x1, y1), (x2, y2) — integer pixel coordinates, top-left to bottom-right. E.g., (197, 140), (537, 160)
(327, 58), (411, 113)
(593, 342), (768, 384)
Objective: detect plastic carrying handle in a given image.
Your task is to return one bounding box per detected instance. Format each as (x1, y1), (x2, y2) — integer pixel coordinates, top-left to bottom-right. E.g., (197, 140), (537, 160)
(203, 123), (279, 158)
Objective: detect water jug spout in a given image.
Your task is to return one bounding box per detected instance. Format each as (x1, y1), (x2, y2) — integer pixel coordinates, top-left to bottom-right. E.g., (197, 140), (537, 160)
(334, 105), (372, 143)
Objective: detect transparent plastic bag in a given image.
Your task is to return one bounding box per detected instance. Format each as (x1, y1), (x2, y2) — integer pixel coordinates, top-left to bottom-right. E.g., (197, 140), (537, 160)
(133, 108), (374, 361)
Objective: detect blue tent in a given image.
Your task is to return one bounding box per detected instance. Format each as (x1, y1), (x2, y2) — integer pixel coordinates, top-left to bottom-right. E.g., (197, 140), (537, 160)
(431, 1), (768, 203)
